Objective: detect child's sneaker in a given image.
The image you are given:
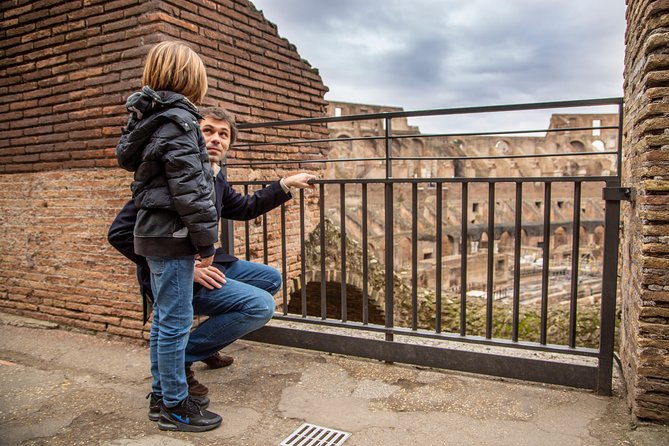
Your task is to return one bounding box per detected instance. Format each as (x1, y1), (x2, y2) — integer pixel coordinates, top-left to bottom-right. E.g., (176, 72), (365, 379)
(146, 393), (210, 422)
(158, 396), (222, 432)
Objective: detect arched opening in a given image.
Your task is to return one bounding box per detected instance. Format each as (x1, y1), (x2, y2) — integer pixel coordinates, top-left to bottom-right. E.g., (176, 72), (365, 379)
(593, 226), (605, 246)
(442, 235), (455, 256)
(480, 232), (489, 250)
(570, 140), (585, 152)
(499, 231), (513, 252)
(288, 281), (385, 325)
(553, 226), (569, 248)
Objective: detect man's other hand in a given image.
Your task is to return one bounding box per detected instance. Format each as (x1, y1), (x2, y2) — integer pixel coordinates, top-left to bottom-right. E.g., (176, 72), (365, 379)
(284, 172), (317, 190)
(193, 264), (227, 289)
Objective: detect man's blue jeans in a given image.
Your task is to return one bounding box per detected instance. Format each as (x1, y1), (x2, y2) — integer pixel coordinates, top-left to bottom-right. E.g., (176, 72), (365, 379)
(185, 260), (278, 365)
(147, 255), (194, 407)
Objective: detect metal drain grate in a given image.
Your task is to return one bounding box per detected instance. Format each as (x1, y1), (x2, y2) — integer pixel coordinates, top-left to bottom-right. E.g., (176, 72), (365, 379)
(279, 423), (351, 446)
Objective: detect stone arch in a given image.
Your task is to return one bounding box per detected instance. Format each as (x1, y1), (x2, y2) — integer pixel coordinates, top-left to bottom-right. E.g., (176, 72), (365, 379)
(397, 236), (412, 268)
(579, 226), (588, 247)
(592, 139), (605, 151)
(570, 140), (585, 152)
(593, 225), (605, 246)
(565, 160), (580, 176)
(480, 232), (489, 250)
(495, 139), (511, 154)
(288, 278), (385, 325)
(553, 226), (569, 248)
(442, 234), (455, 256)
(498, 231), (513, 252)
(586, 161), (604, 176)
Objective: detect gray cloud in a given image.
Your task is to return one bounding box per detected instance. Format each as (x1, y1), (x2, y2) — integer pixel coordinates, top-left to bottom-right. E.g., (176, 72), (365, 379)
(250, 0), (625, 132)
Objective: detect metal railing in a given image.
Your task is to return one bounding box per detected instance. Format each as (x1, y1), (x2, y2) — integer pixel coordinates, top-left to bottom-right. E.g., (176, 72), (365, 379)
(228, 98), (627, 394)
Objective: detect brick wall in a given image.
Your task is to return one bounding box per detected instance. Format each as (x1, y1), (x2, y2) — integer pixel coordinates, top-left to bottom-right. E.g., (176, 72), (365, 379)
(620, 0), (669, 422)
(0, 0), (328, 338)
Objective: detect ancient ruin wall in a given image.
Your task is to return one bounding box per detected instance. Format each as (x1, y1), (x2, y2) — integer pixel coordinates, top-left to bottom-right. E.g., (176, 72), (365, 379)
(0, 0), (328, 338)
(620, 0), (669, 422)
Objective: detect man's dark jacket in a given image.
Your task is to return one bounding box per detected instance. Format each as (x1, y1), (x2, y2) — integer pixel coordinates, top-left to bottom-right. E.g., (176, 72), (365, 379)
(108, 169), (291, 323)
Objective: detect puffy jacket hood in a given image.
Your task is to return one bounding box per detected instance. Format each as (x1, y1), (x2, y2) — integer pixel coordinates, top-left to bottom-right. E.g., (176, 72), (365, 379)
(116, 87), (202, 172)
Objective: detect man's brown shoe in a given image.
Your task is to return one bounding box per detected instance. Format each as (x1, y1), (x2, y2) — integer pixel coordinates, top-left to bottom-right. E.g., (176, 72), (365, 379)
(202, 352), (234, 369)
(185, 366), (209, 396)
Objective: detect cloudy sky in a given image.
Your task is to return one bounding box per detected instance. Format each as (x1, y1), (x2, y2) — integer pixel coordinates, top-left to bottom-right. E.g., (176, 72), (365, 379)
(251, 0), (627, 133)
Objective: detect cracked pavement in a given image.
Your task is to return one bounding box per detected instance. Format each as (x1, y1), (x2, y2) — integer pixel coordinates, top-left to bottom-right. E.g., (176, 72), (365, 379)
(0, 313), (667, 446)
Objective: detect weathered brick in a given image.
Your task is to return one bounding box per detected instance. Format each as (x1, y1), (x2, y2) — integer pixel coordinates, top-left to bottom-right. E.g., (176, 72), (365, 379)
(0, 1), (326, 353)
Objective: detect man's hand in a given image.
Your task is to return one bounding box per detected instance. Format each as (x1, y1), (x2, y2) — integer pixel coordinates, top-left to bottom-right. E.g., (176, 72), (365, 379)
(196, 254), (215, 268)
(284, 172), (317, 190)
(193, 264), (227, 289)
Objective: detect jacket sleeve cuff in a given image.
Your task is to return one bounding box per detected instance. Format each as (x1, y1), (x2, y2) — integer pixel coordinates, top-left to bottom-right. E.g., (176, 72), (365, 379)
(279, 178), (292, 195)
(197, 244), (216, 259)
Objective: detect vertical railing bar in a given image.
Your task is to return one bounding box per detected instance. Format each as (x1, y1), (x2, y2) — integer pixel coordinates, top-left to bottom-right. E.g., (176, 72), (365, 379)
(362, 183), (369, 325)
(411, 182), (418, 331)
(540, 182), (552, 345)
(616, 102), (623, 179)
(280, 203), (287, 315)
(486, 182), (495, 339)
(300, 189), (306, 318)
(569, 181), (582, 348)
(244, 184), (250, 261)
(340, 183), (347, 322)
(597, 179), (622, 395)
(512, 182), (522, 342)
(319, 183), (326, 320)
(460, 182), (468, 336)
(435, 182), (443, 333)
(262, 184), (268, 265)
(384, 117), (394, 341)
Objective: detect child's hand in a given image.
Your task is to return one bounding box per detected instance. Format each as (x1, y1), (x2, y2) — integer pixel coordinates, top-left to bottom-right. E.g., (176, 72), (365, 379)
(197, 254), (214, 268)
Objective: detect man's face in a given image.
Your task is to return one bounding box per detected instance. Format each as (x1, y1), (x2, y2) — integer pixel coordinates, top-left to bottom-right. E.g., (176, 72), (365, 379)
(201, 116), (232, 165)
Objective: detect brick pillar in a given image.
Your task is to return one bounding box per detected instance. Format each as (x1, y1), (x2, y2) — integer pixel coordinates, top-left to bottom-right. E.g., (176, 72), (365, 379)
(620, 0), (669, 422)
(0, 0), (327, 338)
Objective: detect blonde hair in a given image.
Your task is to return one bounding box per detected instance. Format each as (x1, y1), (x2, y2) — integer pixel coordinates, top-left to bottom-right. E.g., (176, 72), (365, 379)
(142, 41), (208, 104)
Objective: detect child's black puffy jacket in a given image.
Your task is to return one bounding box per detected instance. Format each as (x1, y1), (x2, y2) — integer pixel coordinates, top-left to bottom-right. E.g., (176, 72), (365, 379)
(115, 87), (217, 259)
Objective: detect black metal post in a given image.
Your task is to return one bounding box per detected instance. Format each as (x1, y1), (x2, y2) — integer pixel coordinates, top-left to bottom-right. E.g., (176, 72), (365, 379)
(569, 182), (582, 348)
(540, 182), (552, 345)
(597, 188), (623, 395)
(384, 117), (394, 342)
(486, 182), (495, 339)
(460, 182), (468, 336)
(340, 183), (347, 322)
(300, 189), (306, 317)
(512, 182), (522, 342)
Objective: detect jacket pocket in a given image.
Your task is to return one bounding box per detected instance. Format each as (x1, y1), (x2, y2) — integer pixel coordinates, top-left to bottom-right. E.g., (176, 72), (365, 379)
(134, 208), (183, 238)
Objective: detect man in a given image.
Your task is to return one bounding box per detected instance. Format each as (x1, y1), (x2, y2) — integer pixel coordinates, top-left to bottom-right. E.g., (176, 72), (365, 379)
(108, 106), (316, 420)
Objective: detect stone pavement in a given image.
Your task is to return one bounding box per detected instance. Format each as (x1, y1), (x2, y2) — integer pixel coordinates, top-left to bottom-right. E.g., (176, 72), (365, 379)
(0, 313), (667, 446)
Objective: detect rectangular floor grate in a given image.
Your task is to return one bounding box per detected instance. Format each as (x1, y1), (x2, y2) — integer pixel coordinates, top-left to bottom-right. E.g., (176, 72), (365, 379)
(279, 423), (351, 446)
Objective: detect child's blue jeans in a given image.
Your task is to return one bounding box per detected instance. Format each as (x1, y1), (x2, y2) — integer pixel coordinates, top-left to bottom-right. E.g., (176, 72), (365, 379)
(146, 255), (195, 407)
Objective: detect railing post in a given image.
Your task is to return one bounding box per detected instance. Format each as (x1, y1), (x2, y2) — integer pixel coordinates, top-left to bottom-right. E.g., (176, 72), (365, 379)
(384, 117), (394, 342)
(597, 183), (630, 394)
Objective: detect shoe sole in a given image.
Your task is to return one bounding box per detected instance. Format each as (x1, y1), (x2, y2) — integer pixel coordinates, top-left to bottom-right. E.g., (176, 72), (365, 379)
(157, 416), (222, 432)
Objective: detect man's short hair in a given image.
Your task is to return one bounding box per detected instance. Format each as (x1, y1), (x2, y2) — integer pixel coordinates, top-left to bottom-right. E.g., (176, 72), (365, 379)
(200, 107), (238, 145)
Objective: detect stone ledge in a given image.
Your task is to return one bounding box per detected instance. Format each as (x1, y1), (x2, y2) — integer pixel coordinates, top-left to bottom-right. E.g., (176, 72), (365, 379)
(0, 312), (58, 329)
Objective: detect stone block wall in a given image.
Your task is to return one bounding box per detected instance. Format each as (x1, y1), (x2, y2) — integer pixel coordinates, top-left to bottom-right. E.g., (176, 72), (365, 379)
(620, 0), (669, 422)
(0, 0), (328, 338)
